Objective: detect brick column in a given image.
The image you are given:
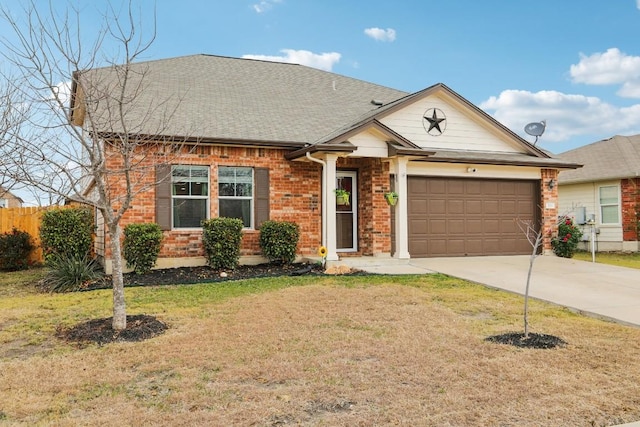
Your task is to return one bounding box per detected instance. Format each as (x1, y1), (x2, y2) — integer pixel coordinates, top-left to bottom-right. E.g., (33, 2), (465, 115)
(540, 169), (559, 252)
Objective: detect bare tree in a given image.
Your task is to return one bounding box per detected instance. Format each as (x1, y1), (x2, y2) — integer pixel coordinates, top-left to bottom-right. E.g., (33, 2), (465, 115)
(516, 218), (544, 338)
(516, 212), (574, 338)
(0, 77), (27, 193)
(1, 1), (195, 330)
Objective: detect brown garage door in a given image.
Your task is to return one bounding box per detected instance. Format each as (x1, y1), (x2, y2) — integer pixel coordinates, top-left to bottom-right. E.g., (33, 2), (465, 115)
(408, 177), (539, 257)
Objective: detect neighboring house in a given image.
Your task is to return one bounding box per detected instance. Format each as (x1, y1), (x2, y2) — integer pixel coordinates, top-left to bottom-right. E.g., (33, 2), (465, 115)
(558, 134), (640, 252)
(69, 54), (580, 272)
(0, 187), (23, 208)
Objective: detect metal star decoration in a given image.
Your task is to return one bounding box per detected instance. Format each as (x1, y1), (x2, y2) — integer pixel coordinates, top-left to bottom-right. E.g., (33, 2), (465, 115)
(423, 108), (446, 135)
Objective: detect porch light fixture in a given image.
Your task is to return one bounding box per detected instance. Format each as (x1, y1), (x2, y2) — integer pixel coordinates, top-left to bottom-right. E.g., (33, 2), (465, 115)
(548, 178), (556, 190)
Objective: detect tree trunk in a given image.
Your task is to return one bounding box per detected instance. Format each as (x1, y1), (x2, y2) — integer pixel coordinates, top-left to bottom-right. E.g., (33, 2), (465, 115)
(108, 222), (127, 331)
(524, 253), (534, 338)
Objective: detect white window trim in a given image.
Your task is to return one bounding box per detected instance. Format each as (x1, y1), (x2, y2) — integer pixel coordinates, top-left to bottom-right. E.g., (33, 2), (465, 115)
(598, 184), (621, 226)
(171, 165), (210, 230)
(218, 166), (255, 229)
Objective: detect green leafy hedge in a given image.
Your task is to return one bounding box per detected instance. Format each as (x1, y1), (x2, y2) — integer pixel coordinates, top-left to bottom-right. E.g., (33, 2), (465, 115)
(0, 228), (34, 271)
(259, 220), (299, 264)
(123, 223), (164, 274)
(202, 217), (243, 270)
(40, 208), (93, 264)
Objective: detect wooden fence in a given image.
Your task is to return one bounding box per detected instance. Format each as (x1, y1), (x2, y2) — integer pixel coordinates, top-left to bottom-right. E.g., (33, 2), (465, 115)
(0, 206), (53, 265)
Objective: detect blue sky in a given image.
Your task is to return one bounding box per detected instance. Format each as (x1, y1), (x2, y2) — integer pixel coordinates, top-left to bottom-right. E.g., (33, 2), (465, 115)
(2, 1), (640, 154)
(153, 0), (640, 154)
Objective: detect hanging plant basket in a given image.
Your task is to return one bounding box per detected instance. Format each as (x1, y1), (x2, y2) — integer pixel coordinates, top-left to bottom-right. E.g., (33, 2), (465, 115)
(335, 189), (350, 206)
(384, 192), (398, 206)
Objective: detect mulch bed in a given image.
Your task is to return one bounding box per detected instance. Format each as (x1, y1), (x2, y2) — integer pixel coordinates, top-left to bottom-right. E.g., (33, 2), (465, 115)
(85, 262), (328, 291)
(485, 332), (567, 349)
(56, 314), (168, 346)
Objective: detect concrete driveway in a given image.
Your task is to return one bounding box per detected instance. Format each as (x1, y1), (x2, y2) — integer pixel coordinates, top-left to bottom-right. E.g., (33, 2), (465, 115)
(408, 255), (640, 327)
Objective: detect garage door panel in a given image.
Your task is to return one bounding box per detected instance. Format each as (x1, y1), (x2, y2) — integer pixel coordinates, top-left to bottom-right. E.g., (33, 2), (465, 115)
(483, 200), (499, 214)
(448, 219), (465, 234)
(410, 219), (429, 235)
(448, 199), (464, 214)
(428, 219), (446, 233)
(447, 239), (466, 254)
(447, 180), (465, 194)
(427, 199), (446, 214)
(465, 200), (483, 214)
(408, 177), (539, 257)
(466, 239), (483, 254)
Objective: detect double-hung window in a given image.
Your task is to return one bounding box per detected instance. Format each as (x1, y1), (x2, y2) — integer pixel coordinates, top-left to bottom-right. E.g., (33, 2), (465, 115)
(218, 166), (253, 228)
(172, 165), (209, 228)
(599, 185), (620, 224)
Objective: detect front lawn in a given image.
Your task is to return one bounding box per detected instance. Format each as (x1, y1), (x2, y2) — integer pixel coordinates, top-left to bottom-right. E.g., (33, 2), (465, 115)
(573, 250), (640, 269)
(1, 270), (639, 426)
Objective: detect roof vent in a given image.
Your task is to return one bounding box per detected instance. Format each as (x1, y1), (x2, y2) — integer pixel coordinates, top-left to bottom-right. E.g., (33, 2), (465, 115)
(371, 99), (384, 106)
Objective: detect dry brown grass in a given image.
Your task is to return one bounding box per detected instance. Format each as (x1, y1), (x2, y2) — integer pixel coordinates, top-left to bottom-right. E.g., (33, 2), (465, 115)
(1, 275), (640, 426)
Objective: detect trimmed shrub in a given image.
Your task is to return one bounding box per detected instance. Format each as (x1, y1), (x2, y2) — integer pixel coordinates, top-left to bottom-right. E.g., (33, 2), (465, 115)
(259, 220), (300, 264)
(202, 217), (243, 270)
(123, 223), (164, 274)
(551, 216), (583, 258)
(42, 253), (102, 292)
(40, 208), (93, 264)
(0, 228), (34, 271)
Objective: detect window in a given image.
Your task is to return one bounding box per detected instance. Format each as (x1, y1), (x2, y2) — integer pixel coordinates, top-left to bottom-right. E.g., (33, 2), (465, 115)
(599, 185), (619, 224)
(219, 166), (253, 227)
(0, 199), (7, 208)
(172, 165), (209, 228)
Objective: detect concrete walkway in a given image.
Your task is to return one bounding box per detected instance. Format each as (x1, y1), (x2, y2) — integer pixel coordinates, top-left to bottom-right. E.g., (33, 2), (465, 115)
(347, 255), (640, 328)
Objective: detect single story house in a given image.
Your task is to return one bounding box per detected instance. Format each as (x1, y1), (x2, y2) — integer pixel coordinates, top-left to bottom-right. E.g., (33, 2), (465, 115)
(0, 186), (23, 208)
(558, 134), (640, 252)
(70, 54), (580, 272)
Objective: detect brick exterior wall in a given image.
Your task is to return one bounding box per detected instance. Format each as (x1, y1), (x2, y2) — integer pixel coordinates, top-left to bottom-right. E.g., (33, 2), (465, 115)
(621, 178), (640, 242)
(540, 168), (559, 252)
(100, 145), (393, 264)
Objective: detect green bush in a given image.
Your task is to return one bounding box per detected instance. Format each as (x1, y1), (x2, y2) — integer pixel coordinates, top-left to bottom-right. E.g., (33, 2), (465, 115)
(551, 216), (583, 258)
(123, 223), (164, 274)
(259, 220), (300, 264)
(202, 217), (243, 270)
(40, 208), (93, 264)
(0, 228), (34, 271)
(42, 253), (102, 292)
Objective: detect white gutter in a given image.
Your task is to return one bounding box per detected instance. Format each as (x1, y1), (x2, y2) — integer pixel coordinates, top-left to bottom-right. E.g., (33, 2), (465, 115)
(306, 152), (327, 248)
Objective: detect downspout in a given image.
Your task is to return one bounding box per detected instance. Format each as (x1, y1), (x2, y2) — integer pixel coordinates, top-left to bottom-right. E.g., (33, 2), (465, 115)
(306, 152), (327, 248)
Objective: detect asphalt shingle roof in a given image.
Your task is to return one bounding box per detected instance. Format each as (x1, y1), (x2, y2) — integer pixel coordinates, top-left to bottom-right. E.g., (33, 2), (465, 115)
(76, 54), (408, 145)
(558, 134), (640, 184)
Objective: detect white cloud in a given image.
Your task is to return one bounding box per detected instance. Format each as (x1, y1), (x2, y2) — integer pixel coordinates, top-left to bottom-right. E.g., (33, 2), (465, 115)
(242, 49), (341, 71)
(480, 89), (640, 146)
(637, 0), (640, 10)
(364, 27), (396, 42)
(252, 0), (282, 13)
(569, 48), (640, 98)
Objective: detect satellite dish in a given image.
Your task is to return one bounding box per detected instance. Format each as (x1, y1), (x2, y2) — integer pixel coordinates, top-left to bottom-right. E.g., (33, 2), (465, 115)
(524, 120), (546, 145)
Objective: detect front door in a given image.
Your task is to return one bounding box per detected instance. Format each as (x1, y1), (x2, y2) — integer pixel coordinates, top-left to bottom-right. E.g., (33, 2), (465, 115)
(336, 171), (357, 251)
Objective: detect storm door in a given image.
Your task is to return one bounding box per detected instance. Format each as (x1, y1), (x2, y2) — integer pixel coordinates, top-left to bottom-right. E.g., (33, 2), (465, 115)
(336, 171), (357, 251)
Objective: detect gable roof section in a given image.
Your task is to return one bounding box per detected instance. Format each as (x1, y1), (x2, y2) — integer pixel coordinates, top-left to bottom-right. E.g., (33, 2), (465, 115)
(297, 83), (578, 168)
(558, 134), (640, 184)
(70, 54), (408, 147)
